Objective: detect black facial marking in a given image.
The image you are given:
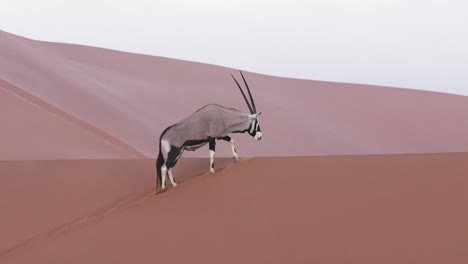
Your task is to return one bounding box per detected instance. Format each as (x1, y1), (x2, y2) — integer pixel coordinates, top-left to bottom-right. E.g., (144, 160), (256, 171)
(232, 128), (250, 134)
(232, 119), (257, 137)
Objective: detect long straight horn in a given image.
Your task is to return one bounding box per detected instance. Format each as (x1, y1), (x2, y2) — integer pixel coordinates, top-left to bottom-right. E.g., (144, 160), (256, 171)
(231, 74), (253, 113)
(240, 71), (256, 113)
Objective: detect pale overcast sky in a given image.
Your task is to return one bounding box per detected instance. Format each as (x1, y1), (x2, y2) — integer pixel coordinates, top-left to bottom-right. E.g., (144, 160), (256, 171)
(1, 0), (467, 95)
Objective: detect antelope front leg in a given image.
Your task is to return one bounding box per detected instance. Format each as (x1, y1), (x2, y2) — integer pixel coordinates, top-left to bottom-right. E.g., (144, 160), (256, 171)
(208, 138), (216, 173)
(230, 137), (239, 161)
(221, 136), (239, 162)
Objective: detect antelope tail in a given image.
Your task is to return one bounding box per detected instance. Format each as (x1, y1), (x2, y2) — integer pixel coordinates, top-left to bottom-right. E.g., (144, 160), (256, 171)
(156, 138), (164, 189)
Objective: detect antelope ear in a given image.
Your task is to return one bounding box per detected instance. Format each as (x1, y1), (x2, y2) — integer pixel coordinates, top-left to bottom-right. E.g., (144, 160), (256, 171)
(248, 112), (261, 120)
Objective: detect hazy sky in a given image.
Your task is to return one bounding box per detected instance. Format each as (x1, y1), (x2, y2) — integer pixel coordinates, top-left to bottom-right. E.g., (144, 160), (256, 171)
(1, 0), (467, 95)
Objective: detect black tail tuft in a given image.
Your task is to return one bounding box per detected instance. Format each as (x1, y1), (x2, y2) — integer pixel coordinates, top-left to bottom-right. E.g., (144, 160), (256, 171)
(156, 143), (164, 189)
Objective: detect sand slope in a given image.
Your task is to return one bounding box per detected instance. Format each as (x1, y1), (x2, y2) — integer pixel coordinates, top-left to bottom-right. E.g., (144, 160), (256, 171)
(2, 30), (468, 159)
(0, 157), (232, 253)
(0, 79), (141, 159)
(1, 153), (467, 263)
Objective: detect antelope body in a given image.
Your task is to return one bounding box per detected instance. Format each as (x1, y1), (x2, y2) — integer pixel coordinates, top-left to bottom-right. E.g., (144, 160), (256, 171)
(156, 72), (262, 190)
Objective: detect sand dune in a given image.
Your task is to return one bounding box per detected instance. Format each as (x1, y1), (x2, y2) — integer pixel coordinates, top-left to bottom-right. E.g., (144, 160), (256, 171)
(1, 153), (467, 263)
(2, 30), (468, 159)
(1, 30), (467, 263)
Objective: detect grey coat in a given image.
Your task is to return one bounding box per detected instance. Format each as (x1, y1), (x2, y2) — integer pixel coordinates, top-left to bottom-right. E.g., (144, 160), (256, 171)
(161, 104), (254, 150)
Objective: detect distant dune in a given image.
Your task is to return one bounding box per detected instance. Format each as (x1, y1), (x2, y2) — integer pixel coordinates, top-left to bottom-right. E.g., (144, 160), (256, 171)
(1, 153), (467, 263)
(1, 30), (468, 160)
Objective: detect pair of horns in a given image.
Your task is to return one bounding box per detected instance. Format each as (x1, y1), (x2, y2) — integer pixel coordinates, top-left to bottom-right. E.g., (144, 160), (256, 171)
(231, 71), (257, 114)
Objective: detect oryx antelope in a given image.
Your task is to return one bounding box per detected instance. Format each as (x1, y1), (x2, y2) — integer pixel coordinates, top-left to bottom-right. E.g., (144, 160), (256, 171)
(156, 71), (262, 190)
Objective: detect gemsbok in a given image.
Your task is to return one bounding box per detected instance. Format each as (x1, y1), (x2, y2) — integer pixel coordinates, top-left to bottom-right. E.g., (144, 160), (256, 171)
(156, 71), (262, 190)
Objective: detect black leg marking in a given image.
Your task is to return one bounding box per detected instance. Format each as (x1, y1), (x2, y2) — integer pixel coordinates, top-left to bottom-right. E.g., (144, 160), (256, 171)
(208, 137), (216, 151)
(166, 147), (182, 168)
(208, 137), (216, 172)
(220, 136), (237, 154)
(165, 146), (183, 186)
(219, 136), (239, 161)
(219, 136), (232, 142)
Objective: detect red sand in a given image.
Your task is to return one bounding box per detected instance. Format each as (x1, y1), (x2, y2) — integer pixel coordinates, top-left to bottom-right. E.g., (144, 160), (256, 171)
(0, 158), (232, 252)
(2, 30), (468, 159)
(1, 153), (467, 263)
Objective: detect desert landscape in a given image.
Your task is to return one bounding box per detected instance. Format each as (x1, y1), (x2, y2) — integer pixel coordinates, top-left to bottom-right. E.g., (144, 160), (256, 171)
(1, 30), (467, 263)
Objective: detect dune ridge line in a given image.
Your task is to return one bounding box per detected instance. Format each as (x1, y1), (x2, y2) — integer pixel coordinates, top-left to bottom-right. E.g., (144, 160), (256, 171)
(0, 78), (145, 158)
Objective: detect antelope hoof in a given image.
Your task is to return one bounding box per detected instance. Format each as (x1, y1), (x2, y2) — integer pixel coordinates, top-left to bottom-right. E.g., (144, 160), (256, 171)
(210, 168), (215, 173)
